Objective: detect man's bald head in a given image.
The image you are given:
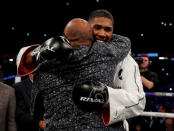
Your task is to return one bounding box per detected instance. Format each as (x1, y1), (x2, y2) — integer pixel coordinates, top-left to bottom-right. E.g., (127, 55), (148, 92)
(64, 18), (93, 46)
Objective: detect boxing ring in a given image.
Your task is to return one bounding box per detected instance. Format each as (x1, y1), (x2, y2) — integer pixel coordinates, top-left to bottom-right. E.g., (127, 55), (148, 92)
(4, 74), (174, 119)
(141, 111), (174, 118)
(141, 92), (174, 118)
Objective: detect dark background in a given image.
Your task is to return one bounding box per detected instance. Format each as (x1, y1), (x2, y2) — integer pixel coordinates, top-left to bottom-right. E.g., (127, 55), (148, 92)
(1, 0), (174, 55)
(1, 0), (174, 90)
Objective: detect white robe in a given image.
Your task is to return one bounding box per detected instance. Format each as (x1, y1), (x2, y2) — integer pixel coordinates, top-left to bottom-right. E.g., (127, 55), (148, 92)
(102, 54), (146, 130)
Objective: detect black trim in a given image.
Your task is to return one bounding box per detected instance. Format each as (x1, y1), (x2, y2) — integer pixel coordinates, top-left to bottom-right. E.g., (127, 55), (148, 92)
(125, 97), (145, 108)
(125, 65), (145, 108)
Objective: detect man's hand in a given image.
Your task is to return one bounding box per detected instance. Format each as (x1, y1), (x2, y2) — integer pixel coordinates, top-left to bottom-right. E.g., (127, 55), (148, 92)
(38, 120), (46, 129)
(72, 80), (109, 111)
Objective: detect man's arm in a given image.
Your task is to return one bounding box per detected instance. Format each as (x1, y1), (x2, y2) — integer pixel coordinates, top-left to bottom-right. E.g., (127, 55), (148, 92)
(141, 72), (158, 90)
(16, 45), (40, 76)
(106, 34), (131, 60)
(93, 34), (131, 63)
(141, 76), (154, 90)
(102, 55), (146, 125)
(17, 36), (73, 76)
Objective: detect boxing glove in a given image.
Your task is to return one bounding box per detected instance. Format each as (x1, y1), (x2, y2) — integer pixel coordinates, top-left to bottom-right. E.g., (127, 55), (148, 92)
(31, 36), (73, 63)
(72, 80), (109, 111)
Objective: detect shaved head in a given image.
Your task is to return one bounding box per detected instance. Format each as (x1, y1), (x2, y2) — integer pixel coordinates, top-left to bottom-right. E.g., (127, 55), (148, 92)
(64, 18), (93, 46)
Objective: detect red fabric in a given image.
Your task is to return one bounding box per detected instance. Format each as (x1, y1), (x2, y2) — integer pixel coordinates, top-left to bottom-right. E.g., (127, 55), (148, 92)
(101, 102), (110, 126)
(18, 45), (39, 76)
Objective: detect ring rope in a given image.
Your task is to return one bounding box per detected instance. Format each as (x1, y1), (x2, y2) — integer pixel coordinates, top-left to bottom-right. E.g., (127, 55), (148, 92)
(145, 92), (174, 97)
(141, 111), (174, 118)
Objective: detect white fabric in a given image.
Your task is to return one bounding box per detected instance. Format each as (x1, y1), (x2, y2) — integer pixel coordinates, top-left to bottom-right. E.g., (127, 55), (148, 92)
(105, 55), (146, 125)
(16, 46), (32, 75)
(14, 76), (21, 83)
(123, 120), (129, 131)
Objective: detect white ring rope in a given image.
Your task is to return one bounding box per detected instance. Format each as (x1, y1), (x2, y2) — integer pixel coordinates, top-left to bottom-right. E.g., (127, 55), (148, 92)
(141, 111), (174, 118)
(145, 92), (174, 97)
(142, 92), (174, 118)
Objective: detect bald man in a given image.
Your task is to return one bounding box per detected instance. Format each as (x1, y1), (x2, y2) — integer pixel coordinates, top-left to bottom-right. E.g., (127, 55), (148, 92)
(16, 18), (144, 131)
(17, 19), (93, 76)
(64, 18), (93, 46)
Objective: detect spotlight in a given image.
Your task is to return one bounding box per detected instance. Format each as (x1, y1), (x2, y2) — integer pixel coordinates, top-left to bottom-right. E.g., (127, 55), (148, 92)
(27, 33), (30, 36)
(169, 23), (172, 26)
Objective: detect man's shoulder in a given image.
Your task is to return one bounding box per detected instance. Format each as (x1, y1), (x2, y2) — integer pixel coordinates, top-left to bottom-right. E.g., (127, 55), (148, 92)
(148, 71), (158, 76)
(0, 82), (12, 89)
(112, 34), (130, 41)
(111, 34), (131, 53)
(0, 82), (14, 93)
(121, 54), (139, 67)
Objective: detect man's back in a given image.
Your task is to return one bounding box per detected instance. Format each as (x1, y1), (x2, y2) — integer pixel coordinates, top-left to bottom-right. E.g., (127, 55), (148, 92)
(31, 40), (129, 130)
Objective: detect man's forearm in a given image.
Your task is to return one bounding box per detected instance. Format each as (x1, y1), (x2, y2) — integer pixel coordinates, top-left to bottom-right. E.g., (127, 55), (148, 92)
(24, 51), (38, 70)
(141, 76), (154, 90)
